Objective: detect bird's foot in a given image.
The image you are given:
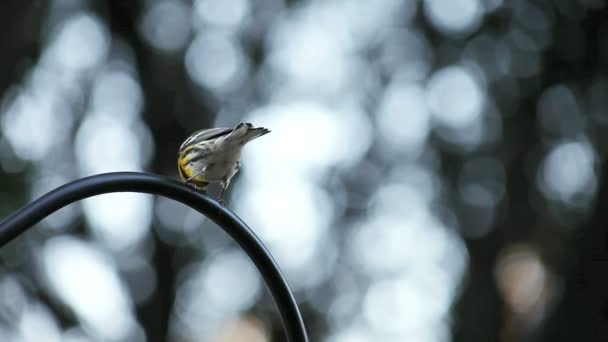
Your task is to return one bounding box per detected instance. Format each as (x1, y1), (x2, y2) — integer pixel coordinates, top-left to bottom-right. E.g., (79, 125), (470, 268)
(185, 181), (198, 190)
(185, 182), (209, 195)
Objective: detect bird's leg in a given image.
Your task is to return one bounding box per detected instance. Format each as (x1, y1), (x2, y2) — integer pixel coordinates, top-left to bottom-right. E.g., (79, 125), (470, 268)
(217, 178), (231, 205)
(217, 185), (227, 205)
(217, 163), (239, 205)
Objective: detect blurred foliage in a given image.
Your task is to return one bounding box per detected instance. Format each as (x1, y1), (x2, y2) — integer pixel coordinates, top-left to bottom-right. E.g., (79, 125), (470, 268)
(1, 0), (608, 341)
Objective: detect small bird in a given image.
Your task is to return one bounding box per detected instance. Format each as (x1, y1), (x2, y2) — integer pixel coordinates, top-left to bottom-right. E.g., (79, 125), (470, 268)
(177, 122), (270, 203)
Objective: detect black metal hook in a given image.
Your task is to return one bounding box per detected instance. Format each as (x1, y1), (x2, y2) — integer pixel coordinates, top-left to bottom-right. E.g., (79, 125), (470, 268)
(0, 172), (308, 342)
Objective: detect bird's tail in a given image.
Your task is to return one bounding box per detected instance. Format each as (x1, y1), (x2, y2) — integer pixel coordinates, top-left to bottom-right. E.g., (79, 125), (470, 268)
(226, 122), (270, 143)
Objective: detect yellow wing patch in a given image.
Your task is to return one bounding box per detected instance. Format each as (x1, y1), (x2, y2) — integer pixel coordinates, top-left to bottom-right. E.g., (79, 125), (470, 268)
(177, 158), (209, 188)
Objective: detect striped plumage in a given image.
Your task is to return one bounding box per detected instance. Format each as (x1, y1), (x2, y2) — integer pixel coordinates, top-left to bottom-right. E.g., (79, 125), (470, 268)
(177, 122), (270, 201)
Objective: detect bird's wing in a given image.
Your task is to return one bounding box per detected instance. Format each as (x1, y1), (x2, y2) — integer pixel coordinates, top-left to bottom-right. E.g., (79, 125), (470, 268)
(179, 127), (233, 150)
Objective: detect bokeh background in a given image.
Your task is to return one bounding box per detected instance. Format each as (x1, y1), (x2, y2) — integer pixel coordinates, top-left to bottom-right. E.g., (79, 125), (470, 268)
(1, 0), (607, 341)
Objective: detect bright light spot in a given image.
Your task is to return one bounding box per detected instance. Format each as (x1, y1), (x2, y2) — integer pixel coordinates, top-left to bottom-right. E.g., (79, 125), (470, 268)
(427, 65), (484, 130)
(17, 303), (61, 342)
(267, 14), (355, 92)
(424, 0), (483, 35)
(42, 237), (136, 341)
(45, 13), (109, 72)
(237, 179), (330, 271)
(195, 0), (250, 29)
(377, 81), (430, 153)
(213, 316), (269, 342)
(433, 113), (485, 150)
(202, 251), (261, 313)
(75, 83), (151, 250)
(387, 165), (440, 204)
(297, 0), (414, 55)
(325, 325), (374, 342)
(347, 181), (467, 338)
(1, 89), (71, 161)
(350, 211), (465, 280)
(90, 69), (143, 122)
(363, 277), (450, 335)
(174, 251), (262, 335)
(495, 245), (555, 319)
(539, 141), (596, 204)
(244, 102), (371, 179)
(139, 0), (191, 52)
(185, 32), (248, 93)
(371, 181), (430, 219)
(326, 286), (361, 328)
(82, 193), (152, 250)
(75, 115), (143, 174)
(350, 216), (419, 276)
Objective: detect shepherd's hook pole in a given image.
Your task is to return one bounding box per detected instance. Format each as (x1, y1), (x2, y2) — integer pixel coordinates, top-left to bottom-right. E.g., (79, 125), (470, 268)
(0, 172), (308, 342)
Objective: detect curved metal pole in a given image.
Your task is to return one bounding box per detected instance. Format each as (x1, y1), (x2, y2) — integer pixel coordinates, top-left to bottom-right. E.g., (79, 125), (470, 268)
(0, 172), (308, 342)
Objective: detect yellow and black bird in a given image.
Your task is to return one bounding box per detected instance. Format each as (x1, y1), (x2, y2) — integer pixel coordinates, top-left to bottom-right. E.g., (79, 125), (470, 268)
(177, 122), (270, 202)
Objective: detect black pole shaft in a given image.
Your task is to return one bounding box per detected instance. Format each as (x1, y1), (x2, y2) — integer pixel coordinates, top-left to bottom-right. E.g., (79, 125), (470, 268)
(0, 172), (308, 342)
